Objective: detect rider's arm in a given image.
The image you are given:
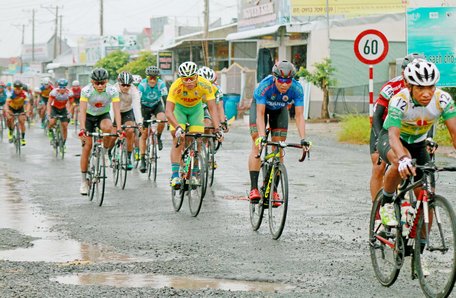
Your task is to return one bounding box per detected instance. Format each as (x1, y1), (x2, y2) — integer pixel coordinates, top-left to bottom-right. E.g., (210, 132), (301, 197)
(444, 117), (456, 149)
(46, 96), (53, 116)
(112, 100), (122, 131)
(206, 99), (220, 129)
(131, 86), (143, 124)
(372, 104), (386, 139)
(256, 103), (267, 138)
(295, 105), (306, 139)
(79, 101), (87, 131)
(388, 126), (408, 161)
(4, 98), (10, 114)
(165, 101), (179, 130)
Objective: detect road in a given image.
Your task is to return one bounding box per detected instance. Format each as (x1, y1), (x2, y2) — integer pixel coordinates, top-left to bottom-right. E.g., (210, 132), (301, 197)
(0, 119), (455, 297)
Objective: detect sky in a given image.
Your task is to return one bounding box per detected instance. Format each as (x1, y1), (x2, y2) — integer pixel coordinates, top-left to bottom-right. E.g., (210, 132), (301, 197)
(0, 0), (238, 58)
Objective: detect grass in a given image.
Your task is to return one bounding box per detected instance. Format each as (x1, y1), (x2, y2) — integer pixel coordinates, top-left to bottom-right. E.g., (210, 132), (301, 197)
(338, 115), (453, 146)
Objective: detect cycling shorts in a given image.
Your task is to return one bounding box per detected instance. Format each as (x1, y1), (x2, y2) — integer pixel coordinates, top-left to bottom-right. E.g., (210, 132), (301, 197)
(113, 109), (135, 127)
(142, 103), (164, 128)
(85, 112), (111, 133)
(249, 99), (288, 138)
(50, 106), (69, 123)
(171, 102), (204, 133)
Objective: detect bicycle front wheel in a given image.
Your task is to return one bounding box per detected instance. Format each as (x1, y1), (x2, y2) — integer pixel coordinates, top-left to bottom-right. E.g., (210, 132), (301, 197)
(268, 164), (289, 240)
(208, 139), (216, 187)
(89, 154), (97, 201)
(369, 192), (402, 287)
(15, 125), (21, 156)
(188, 152), (205, 217)
(414, 194), (456, 298)
(111, 145), (120, 186)
(120, 144), (128, 190)
(249, 162), (267, 231)
(94, 148), (106, 206)
(171, 184), (185, 212)
(149, 135), (158, 181)
(58, 122), (65, 159)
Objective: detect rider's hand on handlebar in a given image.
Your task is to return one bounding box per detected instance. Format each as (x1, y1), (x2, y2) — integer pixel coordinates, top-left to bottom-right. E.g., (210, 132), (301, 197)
(78, 129), (87, 138)
(255, 135), (267, 150)
(214, 128), (224, 142)
(175, 126), (184, 139)
(300, 139), (311, 151)
(398, 156), (416, 179)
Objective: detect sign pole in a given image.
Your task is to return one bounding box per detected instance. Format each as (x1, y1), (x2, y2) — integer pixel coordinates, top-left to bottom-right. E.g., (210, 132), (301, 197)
(369, 65), (374, 125)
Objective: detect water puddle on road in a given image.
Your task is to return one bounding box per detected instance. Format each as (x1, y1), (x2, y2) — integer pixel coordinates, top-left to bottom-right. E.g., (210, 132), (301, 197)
(0, 175), (134, 263)
(52, 272), (294, 292)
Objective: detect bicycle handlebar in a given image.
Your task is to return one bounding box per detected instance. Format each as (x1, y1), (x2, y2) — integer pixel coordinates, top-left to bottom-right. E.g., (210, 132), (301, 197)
(145, 119), (168, 124)
(256, 141), (310, 162)
(175, 133), (217, 147)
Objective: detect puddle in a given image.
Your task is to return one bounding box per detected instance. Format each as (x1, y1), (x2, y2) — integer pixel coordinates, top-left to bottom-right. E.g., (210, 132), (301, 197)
(0, 175), (134, 263)
(52, 273), (294, 292)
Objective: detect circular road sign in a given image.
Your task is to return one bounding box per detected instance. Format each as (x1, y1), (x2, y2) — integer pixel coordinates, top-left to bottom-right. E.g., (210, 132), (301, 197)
(354, 29), (389, 65)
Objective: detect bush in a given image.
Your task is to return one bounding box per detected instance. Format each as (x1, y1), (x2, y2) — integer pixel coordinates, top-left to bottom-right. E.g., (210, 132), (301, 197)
(338, 115), (370, 144)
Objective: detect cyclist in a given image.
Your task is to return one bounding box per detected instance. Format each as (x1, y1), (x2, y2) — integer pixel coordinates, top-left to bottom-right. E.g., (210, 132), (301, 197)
(47, 78), (73, 150)
(138, 66), (168, 173)
(38, 77), (54, 128)
(0, 81), (7, 107)
(4, 80), (31, 145)
(248, 60), (309, 205)
(377, 59), (456, 226)
(70, 80), (82, 124)
(111, 71), (143, 170)
(132, 75), (142, 88)
(5, 82), (13, 98)
(369, 53), (424, 201)
(165, 61), (223, 189)
(78, 68), (122, 195)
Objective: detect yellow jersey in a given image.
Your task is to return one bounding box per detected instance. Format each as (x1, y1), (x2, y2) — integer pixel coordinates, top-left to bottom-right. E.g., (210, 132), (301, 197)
(167, 76), (215, 107)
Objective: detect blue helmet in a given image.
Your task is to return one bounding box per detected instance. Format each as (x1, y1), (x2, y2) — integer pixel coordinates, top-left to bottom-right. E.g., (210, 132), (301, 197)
(57, 78), (68, 88)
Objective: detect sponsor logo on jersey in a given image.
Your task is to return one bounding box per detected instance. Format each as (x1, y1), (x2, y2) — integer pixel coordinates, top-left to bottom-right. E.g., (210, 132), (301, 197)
(183, 91), (188, 96)
(416, 119), (428, 126)
(283, 95), (289, 102)
(94, 102), (103, 108)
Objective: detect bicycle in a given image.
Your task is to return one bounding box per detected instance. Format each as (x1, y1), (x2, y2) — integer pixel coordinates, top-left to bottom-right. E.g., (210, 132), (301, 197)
(48, 115), (66, 159)
(73, 103), (79, 134)
(0, 107), (4, 141)
(111, 126), (134, 190)
(85, 128), (118, 206)
(369, 160), (456, 298)
(250, 133), (310, 240)
(203, 126), (222, 189)
(171, 132), (216, 217)
(10, 113), (25, 156)
(144, 119), (167, 181)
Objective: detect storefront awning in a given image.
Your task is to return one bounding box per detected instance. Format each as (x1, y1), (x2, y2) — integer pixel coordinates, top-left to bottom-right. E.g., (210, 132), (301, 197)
(226, 25), (282, 41)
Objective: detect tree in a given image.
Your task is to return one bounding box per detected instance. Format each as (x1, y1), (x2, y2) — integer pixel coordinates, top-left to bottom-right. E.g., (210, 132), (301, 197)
(95, 50), (130, 81)
(297, 58), (336, 119)
(119, 51), (156, 78)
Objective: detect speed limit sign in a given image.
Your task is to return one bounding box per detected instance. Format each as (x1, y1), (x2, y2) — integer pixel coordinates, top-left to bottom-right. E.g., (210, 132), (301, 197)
(354, 29), (389, 65)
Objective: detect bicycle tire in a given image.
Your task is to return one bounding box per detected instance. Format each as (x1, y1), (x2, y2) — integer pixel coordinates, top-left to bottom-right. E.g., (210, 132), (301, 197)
(369, 192), (402, 287)
(171, 184), (185, 212)
(15, 123), (21, 156)
(414, 194), (456, 298)
(208, 138), (216, 187)
(54, 128), (60, 158)
(150, 134), (158, 181)
(268, 163), (289, 240)
(146, 136), (152, 179)
(112, 144), (120, 186)
(89, 153), (97, 201)
(201, 145), (209, 199)
(0, 114), (4, 141)
(74, 107), (78, 134)
(95, 147), (106, 206)
(249, 161), (267, 231)
(188, 152), (205, 217)
(58, 121), (65, 159)
(120, 142), (128, 190)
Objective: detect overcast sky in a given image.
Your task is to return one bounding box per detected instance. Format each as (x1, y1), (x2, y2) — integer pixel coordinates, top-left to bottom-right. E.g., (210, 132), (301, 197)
(0, 0), (238, 58)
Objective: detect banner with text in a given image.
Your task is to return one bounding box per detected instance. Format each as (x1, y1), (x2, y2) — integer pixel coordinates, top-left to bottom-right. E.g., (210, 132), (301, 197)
(291, 0), (407, 16)
(158, 51), (173, 75)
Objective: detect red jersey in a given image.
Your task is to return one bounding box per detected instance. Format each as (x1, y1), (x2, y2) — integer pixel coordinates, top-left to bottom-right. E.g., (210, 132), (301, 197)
(374, 76), (406, 120)
(49, 88), (73, 110)
(71, 86), (81, 99)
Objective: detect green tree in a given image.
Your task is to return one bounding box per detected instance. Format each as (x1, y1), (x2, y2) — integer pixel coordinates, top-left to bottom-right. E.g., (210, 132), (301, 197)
(119, 51), (157, 78)
(95, 50), (130, 81)
(297, 58), (336, 119)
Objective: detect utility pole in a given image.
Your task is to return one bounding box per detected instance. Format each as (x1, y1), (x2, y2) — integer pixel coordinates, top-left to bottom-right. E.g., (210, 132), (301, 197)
(54, 6), (58, 59)
(202, 0), (209, 66)
(32, 9), (35, 61)
(59, 15), (63, 55)
(100, 0), (104, 36)
(12, 23), (26, 73)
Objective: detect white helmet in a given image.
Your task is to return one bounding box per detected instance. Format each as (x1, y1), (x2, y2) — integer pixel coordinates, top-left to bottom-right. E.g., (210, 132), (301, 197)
(132, 75), (142, 85)
(197, 66), (216, 82)
(404, 59), (440, 86)
(178, 61), (198, 77)
(72, 80), (80, 86)
(41, 77), (50, 85)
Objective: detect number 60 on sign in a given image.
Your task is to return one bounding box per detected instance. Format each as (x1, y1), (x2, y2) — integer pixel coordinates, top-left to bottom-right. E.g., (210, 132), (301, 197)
(354, 29), (389, 65)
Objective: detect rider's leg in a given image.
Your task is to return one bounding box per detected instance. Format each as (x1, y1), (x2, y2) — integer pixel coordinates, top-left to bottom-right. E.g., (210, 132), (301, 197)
(370, 152), (386, 202)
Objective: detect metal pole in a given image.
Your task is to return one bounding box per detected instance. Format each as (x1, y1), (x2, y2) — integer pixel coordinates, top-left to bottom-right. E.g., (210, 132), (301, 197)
(203, 0), (209, 65)
(54, 6), (58, 59)
(32, 9), (35, 61)
(369, 65), (374, 125)
(100, 0), (104, 36)
(59, 15), (63, 55)
(326, 0), (330, 50)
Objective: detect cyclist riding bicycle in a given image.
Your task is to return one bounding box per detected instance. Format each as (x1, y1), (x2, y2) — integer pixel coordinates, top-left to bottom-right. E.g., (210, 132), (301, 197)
(377, 59), (456, 226)
(248, 60), (309, 204)
(4, 80), (31, 145)
(111, 71), (143, 170)
(0, 81), (7, 108)
(138, 65), (168, 173)
(165, 61), (223, 189)
(38, 77), (54, 128)
(78, 68), (122, 195)
(70, 80), (82, 124)
(369, 53), (424, 201)
(47, 78), (73, 150)
(132, 75), (142, 88)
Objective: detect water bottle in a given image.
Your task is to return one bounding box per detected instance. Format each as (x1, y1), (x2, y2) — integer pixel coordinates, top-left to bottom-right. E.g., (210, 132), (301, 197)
(401, 200), (411, 237)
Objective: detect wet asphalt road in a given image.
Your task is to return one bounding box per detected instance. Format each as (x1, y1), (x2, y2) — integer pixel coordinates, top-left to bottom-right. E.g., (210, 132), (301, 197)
(0, 119), (455, 297)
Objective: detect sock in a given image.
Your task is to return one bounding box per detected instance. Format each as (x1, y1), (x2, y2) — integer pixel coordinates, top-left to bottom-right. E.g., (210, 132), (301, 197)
(81, 172), (87, 182)
(21, 133), (25, 139)
(171, 163), (180, 178)
(381, 190), (395, 205)
(250, 171), (259, 190)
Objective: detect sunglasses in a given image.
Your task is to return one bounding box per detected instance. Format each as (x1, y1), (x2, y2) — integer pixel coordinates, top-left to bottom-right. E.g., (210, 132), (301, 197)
(276, 77), (292, 84)
(182, 75), (197, 83)
(93, 81), (107, 86)
(121, 84), (131, 87)
(148, 76), (159, 80)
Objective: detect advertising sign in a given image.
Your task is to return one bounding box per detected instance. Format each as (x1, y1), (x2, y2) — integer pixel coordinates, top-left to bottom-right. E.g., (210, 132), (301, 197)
(291, 0), (407, 16)
(407, 7), (456, 87)
(157, 51), (173, 75)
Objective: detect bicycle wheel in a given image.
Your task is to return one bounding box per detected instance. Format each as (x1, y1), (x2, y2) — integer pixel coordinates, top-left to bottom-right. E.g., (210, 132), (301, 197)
(94, 148), (106, 206)
(201, 145), (209, 198)
(188, 152), (205, 217)
(268, 163), (289, 240)
(249, 162), (267, 231)
(149, 134), (158, 181)
(208, 138), (216, 187)
(54, 128), (60, 158)
(14, 124), (21, 156)
(74, 107), (79, 133)
(0, 115), (3, 141)
(414, 194), (456, 298)
(111, 144), (120, 186)
(120, 143), (128, 190)
(58, 122), (65, 159)
(369, 193), (402, 287)
(89, 153), (97, 201)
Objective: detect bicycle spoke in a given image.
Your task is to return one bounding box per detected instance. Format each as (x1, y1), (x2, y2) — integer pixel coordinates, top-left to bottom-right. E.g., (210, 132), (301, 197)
(268, 164), (288, 240)
(188, 152), (205, 217)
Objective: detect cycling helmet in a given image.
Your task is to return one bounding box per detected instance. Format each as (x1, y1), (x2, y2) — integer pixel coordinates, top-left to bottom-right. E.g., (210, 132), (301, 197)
(72, 80), (80, 86)
(145, 66), (160, 76)
(197, 66), (216, 82)
(90, 67), (109, 81)
(6, 82), (12, 87)
(132, 75), (142, 85)
(57, 78), (68, 88)
(22, 84), (29, 91)
(178, 61), (198, 77)
(272, 60), (296, 78)
(13, 80), (22, 88)
(401, 53), (425, 70)
(34, 87), (41, 93)
(41, 77), (50, 85)
(404, 59), (440, 86)
(117, 71), (133, 84)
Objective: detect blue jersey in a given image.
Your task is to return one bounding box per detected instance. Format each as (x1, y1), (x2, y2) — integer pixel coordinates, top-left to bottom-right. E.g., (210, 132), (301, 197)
(254, 75), (304, 111)
(0, 90), (7, 105)
(138, 78), (168, 108)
